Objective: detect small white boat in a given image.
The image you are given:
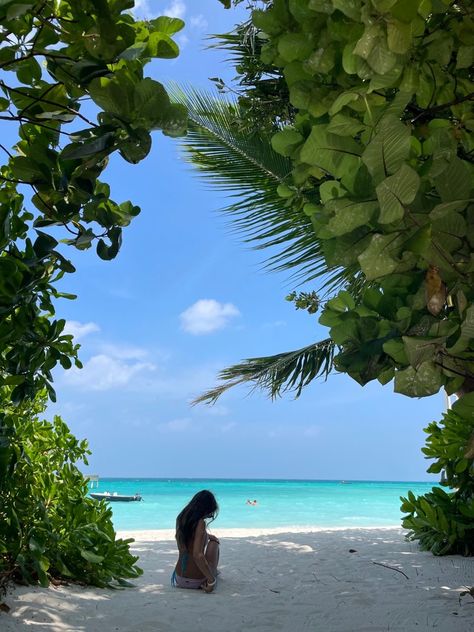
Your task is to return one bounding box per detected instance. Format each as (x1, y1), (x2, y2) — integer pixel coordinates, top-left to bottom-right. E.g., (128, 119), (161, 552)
(90, 492), (142, 502)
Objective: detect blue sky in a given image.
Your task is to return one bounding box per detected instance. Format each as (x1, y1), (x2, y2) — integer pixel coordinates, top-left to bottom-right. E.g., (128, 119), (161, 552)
(45, 0), (447, 481)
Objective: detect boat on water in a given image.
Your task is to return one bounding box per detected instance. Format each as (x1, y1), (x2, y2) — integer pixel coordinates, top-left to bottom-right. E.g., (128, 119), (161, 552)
(90, 492), (142, 502)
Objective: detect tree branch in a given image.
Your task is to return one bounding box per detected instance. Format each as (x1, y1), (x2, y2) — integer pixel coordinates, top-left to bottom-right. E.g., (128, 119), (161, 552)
(372, 561), (409, 580)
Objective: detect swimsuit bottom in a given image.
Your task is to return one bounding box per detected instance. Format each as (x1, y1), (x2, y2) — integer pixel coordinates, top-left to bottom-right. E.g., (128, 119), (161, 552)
(172, 571), (205, 589)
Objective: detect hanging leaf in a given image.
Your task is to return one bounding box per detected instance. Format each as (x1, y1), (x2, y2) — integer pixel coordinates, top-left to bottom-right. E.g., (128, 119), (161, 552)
(394, 362), (443, 397)
(425, 265), (446, 316)
(362, 116), (410, 183)
(376, 164), (420, 224)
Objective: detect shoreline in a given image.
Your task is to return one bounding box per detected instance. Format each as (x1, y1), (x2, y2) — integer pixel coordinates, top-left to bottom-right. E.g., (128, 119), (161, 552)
(2, 526), (473, 631)
(118, 524), (404, 540)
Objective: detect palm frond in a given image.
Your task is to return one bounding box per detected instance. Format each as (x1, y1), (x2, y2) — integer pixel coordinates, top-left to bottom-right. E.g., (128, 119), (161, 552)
(168, 85), (342, 285)
(193, 338), (336, 405)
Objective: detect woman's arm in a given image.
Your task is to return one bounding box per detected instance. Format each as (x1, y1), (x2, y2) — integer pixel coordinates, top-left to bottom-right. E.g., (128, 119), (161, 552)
(192, 519), (215, 584)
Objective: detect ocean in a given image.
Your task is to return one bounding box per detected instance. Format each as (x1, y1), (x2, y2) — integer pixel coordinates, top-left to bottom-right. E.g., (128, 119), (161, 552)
(88, 478), (437, 531)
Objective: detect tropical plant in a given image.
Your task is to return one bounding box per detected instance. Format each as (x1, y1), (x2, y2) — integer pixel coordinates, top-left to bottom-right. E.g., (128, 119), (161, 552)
(199, 0), (474, 554)
(401, 395), (474, 555)
(209, 16), (293, 133)
(210, 0), (474, 405)
(0, 390), (141, 589)
(0, 0), (187, 404)
(170, 85), (368, 401)
(0, 0), (186, 587)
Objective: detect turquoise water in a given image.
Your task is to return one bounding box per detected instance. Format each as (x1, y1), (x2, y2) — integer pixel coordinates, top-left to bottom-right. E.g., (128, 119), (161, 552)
(88, 479), (437, 531)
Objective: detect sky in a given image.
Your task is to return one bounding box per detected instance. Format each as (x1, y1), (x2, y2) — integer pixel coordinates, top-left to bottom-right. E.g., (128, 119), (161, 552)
(42, 0), (448, 481)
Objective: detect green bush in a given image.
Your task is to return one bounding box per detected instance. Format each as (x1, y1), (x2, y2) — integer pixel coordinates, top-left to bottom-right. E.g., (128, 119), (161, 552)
(0, 390), (142, 588)
(401, 399), (474, 556)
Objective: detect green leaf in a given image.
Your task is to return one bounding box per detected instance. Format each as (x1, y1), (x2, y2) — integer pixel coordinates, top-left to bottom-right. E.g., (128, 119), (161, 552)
(150, 16), (185, 35)
(272, 128), (304, 156)
(80, 549), (104, 564)
(387, 19), (412, 54)
(278, 33), (314, 62)
(146, 32), (179, 59)
(327, 113), (366, 137)
(402, 336), (446, 368)
(119, 42), (147, 61)
(33, 231), (58, 258)
(300, 125), (361, 179)
(394, 362), (443, 397)
(457, 45), (474, 70)
(403, 225), (431, 256)
(454, 458), (468, 473)
(376, 165), (420, 224)
(325, 199), (378, 236)
(329, 90), (361, 115)
(9, 156), (46, 183)
(97, 227), (122, 260)
(119, 129), (152, 163)
(353, 24), (381, 60)
(366, 39), (398, 74)
(16, 57), (42, 85)
(435, 158), (473, 203)
(319, 180), (347, 203)
(429, 200), (471, 220)
(358, 234), (399, 280)
(362, 116), (411, 184)
(61, 131), (116, 160)
(134, 78), (169, 124)
(332, 0), (360, 20)
(384, 338), (409, 364)
(308, 0), (334, 13)
(89, 74), (135, 118)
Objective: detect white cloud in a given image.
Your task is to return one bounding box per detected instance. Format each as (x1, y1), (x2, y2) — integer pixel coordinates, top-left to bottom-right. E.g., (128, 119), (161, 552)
(180, 299), (240, 335)
(177, 33), (189, 49)
(219, 421), (236, 432)
(133, 0), (151, 18)
(163, 0), (186, 18)
(133, 0), (186, 20)
(262, 320), (286, 329)
(64, 353), (155, 391)
(190, 14), (207, 30)
(205, 404), (230, 417)
(63, 320), (100, 341)
(98, 342), (148, 361)
(267, 424), (322, 439)
(162, 417), (192, 432)
(156, 416), (236, 435)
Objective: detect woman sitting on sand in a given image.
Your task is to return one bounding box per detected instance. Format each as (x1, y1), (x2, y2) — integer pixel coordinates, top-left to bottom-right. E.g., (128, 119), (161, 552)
(172, 490), (220, 593)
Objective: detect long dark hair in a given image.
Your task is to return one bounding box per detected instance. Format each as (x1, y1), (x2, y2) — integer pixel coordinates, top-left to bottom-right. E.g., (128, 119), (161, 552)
(176, 490), (218, 548)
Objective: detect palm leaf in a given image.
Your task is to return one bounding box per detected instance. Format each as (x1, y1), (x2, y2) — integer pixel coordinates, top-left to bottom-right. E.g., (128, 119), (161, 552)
(193, 338), (336, 405)
(169, 85), (346, 286)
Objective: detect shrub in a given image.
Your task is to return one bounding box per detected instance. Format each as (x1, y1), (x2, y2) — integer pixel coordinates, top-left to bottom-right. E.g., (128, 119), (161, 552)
(0, 391), (141, 588)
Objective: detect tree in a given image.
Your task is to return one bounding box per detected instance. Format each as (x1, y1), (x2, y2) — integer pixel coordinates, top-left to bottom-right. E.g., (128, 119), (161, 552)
(0, 0), (186, 587)
(192, 0), (474, 553)
(0, 0), (186, 404)
(169, 85), (340, 400)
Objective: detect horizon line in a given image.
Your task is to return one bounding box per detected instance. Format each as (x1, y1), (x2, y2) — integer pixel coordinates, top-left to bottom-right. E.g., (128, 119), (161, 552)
(83, 476), (439, 483)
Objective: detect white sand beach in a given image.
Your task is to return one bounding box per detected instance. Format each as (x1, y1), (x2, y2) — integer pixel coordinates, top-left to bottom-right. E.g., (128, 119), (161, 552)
(1, 527), (473, 632)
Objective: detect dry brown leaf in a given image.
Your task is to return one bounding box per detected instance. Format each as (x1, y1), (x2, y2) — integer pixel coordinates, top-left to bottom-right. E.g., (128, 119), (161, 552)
(425, 265), (447, 316)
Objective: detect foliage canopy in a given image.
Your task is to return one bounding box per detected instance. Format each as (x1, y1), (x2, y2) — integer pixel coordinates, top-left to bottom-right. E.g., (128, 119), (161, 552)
(203, 0), (474, 554)
(0, 0), (187, 404)
(0, 0), (186, 588)
(0, 391), (141, 588)
(216, 0), (474, 402)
